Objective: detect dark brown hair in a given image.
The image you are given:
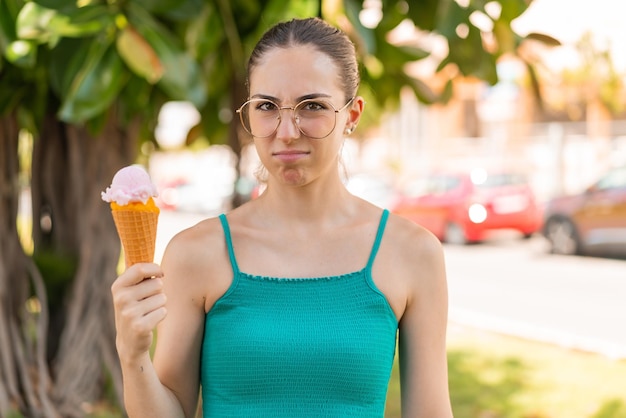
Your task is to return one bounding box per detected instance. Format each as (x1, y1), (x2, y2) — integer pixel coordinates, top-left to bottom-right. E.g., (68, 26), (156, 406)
(247, 17), (359, 101)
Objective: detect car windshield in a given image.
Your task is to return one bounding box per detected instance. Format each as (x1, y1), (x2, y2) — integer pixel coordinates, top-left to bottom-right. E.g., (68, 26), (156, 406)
(475, 173), (527, 188)
(595, 167), (626, 190)
(405, 175), (461, 196)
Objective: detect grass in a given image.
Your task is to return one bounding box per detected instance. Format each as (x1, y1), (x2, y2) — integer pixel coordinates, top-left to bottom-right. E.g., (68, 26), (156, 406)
(25, 323), (626, 418)
(385, 324), (626, 418)
(8, 323), (626, 417)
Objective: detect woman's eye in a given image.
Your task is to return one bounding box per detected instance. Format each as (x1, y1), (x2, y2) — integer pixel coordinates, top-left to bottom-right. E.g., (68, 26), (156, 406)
(301, 101), (328, 111)
(256, 101), (278, 111)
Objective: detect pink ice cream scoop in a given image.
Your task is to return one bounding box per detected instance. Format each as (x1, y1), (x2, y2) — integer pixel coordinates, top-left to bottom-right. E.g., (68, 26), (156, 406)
(101, 165), (158, 205)
(102, 165), (160, 266)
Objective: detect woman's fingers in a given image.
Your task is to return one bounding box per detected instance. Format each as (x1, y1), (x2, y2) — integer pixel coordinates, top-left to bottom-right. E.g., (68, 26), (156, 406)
(113, 262), (164, 288)
(111, 263), (168, 359)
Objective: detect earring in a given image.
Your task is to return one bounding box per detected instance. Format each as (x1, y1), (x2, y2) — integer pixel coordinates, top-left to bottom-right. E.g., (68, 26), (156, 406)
(345, 127), (353, 135)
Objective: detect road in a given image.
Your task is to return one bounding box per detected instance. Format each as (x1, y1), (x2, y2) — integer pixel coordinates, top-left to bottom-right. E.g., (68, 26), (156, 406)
(155, 211), (626, 359)
(444, 232), (626, 359)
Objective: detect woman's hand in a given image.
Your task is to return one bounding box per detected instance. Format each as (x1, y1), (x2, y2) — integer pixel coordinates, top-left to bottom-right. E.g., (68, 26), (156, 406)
(111, 263), (167, 364)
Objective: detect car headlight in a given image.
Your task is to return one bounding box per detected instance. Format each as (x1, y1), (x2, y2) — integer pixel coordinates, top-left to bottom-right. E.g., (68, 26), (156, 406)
(468, 203), (487, 223)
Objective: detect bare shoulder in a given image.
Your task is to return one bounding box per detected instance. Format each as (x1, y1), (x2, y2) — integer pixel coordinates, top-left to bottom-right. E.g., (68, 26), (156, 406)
(374, 213), (447, 319)
(160, 216), (231, 311)
(165, 215), (225, 256)
(381, 215), (453, 417)
(384, 212), (445, 272)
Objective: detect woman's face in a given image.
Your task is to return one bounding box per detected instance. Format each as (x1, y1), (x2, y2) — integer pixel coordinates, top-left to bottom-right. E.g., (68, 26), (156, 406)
(248, 44), (360, 187)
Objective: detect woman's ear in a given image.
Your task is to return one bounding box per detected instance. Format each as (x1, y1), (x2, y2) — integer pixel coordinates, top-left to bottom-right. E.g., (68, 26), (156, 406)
(345, 96), (365, 134)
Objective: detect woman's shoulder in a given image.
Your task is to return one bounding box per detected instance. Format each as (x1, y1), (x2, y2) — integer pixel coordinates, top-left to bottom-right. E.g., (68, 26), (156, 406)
(165, 215), (226, 259)
(380, 212), (446, 289)
(384, 211), (444, 259)
(160, 215), (231, 297)
(368, 210), (446, 321)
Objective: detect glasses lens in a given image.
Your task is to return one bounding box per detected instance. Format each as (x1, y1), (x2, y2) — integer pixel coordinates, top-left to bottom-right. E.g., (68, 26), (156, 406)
(238, 99), (340, 139)
(239, 99), (280, 138)
(294, 100), (337, 139)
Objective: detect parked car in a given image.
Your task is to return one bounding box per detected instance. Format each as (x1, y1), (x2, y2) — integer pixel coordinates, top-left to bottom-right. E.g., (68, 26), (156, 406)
(391, 168), (543, 244)
(542, 166), (626, 256)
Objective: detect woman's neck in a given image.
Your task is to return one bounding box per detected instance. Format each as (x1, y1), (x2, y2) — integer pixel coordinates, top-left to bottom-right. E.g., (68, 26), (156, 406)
(254, 174), (354, 225)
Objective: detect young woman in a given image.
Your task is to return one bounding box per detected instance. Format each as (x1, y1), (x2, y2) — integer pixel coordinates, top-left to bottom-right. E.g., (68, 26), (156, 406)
(111, 17), (453, 418)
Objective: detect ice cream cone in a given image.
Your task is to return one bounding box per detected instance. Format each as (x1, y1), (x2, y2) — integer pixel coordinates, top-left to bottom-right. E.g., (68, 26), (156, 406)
(110, 198), (160, 266)
(102, 165), (160, 266)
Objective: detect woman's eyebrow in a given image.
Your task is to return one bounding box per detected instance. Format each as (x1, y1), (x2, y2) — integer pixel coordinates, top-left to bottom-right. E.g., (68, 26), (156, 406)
(250, 94), (279, 101)
(296, 93), (332, 102)
(249, 93), (332, 103)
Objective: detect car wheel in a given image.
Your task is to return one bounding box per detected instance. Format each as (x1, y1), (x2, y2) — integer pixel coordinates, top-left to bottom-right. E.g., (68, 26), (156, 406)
(544, 217), (580, 255)
(444, 222), (468, 245)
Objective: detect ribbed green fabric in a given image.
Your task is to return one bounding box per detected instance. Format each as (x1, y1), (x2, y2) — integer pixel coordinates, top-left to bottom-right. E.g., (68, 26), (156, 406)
(200, 210), (397, 417)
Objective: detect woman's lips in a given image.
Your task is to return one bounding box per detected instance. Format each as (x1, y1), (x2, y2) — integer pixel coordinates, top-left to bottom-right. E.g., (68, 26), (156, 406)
(273, 150), (310, 163)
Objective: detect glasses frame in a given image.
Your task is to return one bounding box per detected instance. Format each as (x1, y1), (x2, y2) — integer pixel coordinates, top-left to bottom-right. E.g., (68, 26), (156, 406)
(236, 97), (355, 139)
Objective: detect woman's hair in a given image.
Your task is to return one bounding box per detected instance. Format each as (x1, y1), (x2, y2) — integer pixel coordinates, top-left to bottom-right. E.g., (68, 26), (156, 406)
(247, 17), (360, 101)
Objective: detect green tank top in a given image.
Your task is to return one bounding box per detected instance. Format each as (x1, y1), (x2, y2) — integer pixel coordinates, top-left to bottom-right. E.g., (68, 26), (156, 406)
(200, 210), (398, 417)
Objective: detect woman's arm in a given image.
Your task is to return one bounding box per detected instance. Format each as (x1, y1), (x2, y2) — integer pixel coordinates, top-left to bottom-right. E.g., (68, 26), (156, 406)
(392, 220), (454, 418)
(111, 262), (189, 418)
(112, 221), (218, 418)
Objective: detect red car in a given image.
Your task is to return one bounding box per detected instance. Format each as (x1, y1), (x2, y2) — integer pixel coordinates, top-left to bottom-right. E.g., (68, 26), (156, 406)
(392, 169), (543, 244)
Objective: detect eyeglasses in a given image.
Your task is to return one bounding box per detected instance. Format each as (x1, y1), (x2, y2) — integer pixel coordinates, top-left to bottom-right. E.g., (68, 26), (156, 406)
(236, 97), (354, 139)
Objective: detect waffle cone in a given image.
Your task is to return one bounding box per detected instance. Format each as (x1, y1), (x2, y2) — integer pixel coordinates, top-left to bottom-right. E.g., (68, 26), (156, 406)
(110, 199), (159, 266)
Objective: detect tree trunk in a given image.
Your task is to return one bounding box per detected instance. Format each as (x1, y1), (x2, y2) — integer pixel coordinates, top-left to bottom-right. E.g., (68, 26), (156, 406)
(229, 72), (251, 208)
(0, 109), (141, 417)
(0, 113), (56, 417)
(31, 111), (140, 417)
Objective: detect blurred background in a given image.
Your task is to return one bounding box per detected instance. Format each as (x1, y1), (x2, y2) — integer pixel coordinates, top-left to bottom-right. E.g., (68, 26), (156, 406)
(2, 0), (625, 417)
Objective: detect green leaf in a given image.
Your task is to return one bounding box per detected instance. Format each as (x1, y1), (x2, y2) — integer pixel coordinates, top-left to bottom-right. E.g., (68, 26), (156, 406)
(187, 4), (223, 58)
(409, 76), (439, 104)
(524, 32), (561, 47)
(63, 4), (114, 26)
(435, 0), (469, 38)
(116, 26), (163, 84)
(0, 0), (17, 52)
(118, 73), (158, 124)
(439, 78), (454, 103)
(5, 39), (37, 68)
(0, 67), (23, 114)
(126, 3), (207, 107)
(493, 19), (516, 54)
(496, 0), (529, 23)
(48, 37), (88, 96)
(30, 0), (76, 12)
(17, 3), (113, 44)
(132, 0), (206, 21)
(58, 38), (128, 123)
(377, 0), (409, 33)
(344, 0), (376, 55)
(49, 5), (114, 37)
(16, 2), (56, 42)
(407, 0), (446, 31)
(379, 43), (430, 63)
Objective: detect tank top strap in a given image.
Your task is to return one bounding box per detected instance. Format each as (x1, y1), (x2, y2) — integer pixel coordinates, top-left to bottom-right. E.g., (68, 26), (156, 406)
(218, 214), (240, 275)
(365, 209), (389, 273)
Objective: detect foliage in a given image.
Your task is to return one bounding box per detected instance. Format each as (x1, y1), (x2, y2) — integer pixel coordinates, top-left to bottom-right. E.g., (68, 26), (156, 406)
(590, 399), (626, 418)
(384, 334), (626, 418)
(447, 349), (529, 417)
(0, 0), (547, 416)
(564, 31), (624, 116)
(0, 0), (546, 145)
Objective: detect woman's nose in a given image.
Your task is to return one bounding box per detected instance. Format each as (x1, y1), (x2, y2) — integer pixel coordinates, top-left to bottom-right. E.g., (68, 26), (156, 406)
(275, 109), (301, 141)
